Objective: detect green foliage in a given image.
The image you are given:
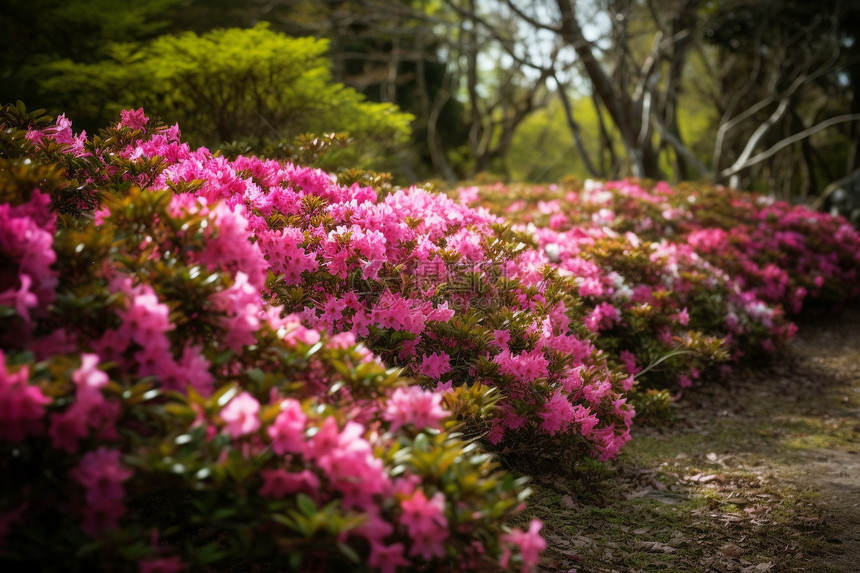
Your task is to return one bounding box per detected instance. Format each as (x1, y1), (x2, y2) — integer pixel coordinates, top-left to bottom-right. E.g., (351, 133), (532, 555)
(0, 1), (182, 125)
(627, 388), (675, 425)
(31, 23), (413, 172)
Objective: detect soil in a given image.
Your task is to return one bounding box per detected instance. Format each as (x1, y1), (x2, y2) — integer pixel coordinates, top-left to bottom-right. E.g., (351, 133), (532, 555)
(526, 305), (860, 573)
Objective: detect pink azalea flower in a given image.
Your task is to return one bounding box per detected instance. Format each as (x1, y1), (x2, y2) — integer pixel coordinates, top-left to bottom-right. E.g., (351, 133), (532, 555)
(0, 352), (50, 443)
(419, 351), (451, 380)
(138, 556), (185, 573)
(310, 420), (391, 510)
(49, 409), (88, 453)
(303, 416), (341, 462)
(582, 379), (612, 405)
(584, 302), (619, 332)
(70, 447), (133, 534)
(72, 353), (108, 399)
(399, 490), (448, 560)
(673, 306), (690, 326)
(119, 108), (149, 131)
(538, 390), (575, 436)
(70, 447), (134, 505)
(267, 399), (307, 455)
(118, 288), (173, 347)
(210, 272), (262, 352)
(500, 519), (546, 572)
(0, 274), (38, 324)
(492, 329), (511, 348)
(383, 386), (447, 432)
(356, 510), (395, 543)
(220, 392), (261, 438)
(368, 541), (410, 573)
(619, 350), (641, 375)
(259, 469), (319, 499)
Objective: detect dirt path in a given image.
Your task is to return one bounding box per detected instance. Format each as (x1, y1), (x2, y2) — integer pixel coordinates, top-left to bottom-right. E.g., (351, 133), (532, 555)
(781, 306), (860, 570)
(528, 306), (860, 573)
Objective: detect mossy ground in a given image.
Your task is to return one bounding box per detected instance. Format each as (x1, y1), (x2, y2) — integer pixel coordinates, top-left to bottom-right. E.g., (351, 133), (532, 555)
(522, 306), (860, 572)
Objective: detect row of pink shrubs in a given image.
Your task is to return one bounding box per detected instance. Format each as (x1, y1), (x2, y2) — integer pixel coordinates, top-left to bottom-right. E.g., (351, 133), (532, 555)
(0, 108), (549, 571)
(455, 180), (860, 391)
(2, 106), (859, 571)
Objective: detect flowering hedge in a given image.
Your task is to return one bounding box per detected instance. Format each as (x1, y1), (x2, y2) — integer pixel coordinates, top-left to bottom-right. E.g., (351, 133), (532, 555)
(0, 104), (550, 571)
(455, 180), (860, 392)
(4, 103), (858, 571)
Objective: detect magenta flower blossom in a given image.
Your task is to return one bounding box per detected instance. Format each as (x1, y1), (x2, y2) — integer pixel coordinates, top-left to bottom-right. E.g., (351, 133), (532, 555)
(257, 227), (318, 285)
(220, 392), (261, 438)
(118, 287), (173, 348)
(584, 301), (619, 332)
(0, 351), (50, 442)
(72, 353), (108, 399)
(368, 541), (410, 573)
(500, 519), (546, 572)
(399, 489), (449, 560)
(259, 469), (319, 499)
(493, 348), (549, 384)
(138, 556), (185, 573)
(418, 351), (451, 380)
(210, 272), (262, 353)
(70, 447), (133, 534)
(307, 419), (392, 510)
(673, 306), (690, 326)
(383, 386), (447, 432)
(47, 353), (120, 452)
(538, 390), (576, 435)
(0, 192), (58, 306)
(70, 447), (134, 505)
(0, 274), (38, 324)
(267, 398), (307, 455)
(619, 350), (641, 375)
(118, 108), (149, 131)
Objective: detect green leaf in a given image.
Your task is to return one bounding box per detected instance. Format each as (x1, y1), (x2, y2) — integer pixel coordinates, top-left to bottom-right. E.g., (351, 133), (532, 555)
(337, 541), (361, 563)
(296, 493), (316, 517)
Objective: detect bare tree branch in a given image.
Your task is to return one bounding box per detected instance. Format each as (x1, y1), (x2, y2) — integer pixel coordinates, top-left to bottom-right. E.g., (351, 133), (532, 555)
(556, 76), (601, 177)
(650, 111), (712, 177)
(721, 113), (860, 183)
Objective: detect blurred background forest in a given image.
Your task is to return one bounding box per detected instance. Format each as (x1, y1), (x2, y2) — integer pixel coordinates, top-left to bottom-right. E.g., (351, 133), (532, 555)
(2, 0), (859, 204)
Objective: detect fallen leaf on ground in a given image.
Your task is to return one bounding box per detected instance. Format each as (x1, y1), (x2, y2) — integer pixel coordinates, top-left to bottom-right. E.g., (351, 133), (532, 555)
(719, 542), (744, 558)
(644, 491), (688, 504)
(697, 473), (724, 483)
(637, 541), (676, 553)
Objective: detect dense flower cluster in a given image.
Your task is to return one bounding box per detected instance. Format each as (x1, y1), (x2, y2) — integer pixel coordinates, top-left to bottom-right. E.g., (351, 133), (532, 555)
(63, 108), (633, 460)
(0, 107), (545, 572)
(455, 179), (860, 391)
(3, 104), (858, 571)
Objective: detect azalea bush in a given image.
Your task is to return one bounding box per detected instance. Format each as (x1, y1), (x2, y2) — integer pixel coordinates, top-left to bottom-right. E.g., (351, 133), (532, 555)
(20, 105), (635, 460)
(4, 101), (858, 571)
(454, 179), (860, 392)
(0, 103), (546, 571)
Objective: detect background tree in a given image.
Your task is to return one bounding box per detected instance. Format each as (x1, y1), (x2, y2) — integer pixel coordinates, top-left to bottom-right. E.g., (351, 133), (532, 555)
(450, 0), (858, 199)
(163, 0), (471, 180)
(700, 0), (860, 195)
(0, 0), (183, 133)
(50, 24), (411, 163)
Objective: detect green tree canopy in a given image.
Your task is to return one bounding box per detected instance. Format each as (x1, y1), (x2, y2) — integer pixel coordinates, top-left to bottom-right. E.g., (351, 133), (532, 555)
(37, 23), (413, 169)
